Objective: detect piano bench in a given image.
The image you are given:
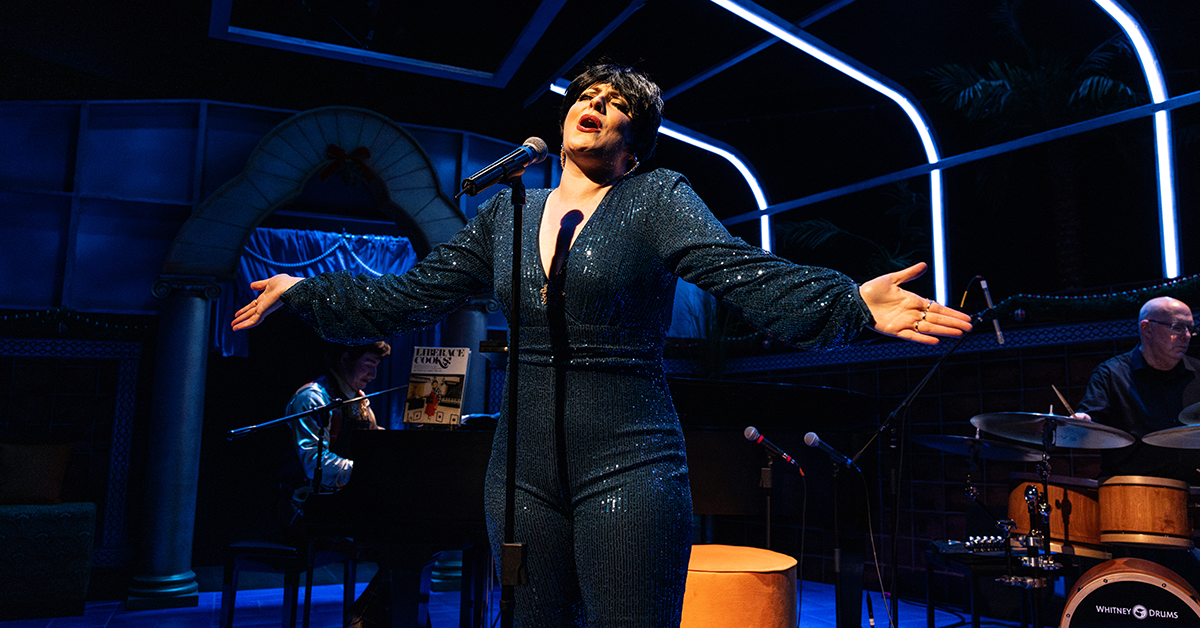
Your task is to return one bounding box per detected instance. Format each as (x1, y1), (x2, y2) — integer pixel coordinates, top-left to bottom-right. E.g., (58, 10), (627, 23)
(219, 539), (360, 628)
(681, 544), (797, 628)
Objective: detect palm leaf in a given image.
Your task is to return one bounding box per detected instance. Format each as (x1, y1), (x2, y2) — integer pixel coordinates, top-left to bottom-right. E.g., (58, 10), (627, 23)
(773, 218), (848, 250)
(1070, 76), (1135, 106)
(1077, 34), (1133, 75)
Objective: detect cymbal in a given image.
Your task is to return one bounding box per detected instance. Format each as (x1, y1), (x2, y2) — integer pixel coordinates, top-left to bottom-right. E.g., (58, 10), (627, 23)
(1142, 425), (1200, 449)
(1179, 401), (1200, 425)
(970, 412), (1135, 450)
(911, 434), (1042, 462)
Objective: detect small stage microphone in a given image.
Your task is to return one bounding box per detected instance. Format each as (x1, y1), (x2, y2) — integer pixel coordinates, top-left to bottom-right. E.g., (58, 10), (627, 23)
(980, 276), (1005, 345)
(804, 432), (859, 472)
(455, 137), (548, 199)
(744, 426), (804, 475)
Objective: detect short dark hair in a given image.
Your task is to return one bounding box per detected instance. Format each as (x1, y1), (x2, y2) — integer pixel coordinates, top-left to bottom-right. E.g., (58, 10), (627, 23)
(327, 340), (391, 366)
(558, 63), (664, 162)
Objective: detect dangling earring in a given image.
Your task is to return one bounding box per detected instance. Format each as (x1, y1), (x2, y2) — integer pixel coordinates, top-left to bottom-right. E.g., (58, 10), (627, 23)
(623, 155), (640, 178)
(560, 147), (566, 169)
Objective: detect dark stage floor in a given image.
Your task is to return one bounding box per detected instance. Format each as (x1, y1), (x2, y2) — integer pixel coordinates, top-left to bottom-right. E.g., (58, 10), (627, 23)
(0, 575), (1024, 628)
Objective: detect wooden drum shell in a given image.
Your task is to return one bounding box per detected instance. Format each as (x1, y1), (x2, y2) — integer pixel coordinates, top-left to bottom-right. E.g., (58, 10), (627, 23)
(1008, 474), (1102, 549)
(1061, 557), (1200, 627)
(1099, 475), (1193, 549)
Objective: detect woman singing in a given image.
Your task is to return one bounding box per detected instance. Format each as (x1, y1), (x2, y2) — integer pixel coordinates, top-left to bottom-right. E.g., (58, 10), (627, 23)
(234, 63), (971, 627)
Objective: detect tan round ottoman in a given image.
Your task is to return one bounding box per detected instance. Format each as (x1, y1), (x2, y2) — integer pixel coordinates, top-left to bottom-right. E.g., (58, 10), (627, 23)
(680, 544), (798, 628)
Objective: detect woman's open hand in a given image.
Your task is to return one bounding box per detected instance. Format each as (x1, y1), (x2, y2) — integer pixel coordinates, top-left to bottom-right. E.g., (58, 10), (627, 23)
(859, 262), (973, 345)
(231, 274), (305, 331)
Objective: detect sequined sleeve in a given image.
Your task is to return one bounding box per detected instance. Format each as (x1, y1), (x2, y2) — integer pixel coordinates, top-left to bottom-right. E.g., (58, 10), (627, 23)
(646, 170), (871, 350)
(279, 196), (499, 345)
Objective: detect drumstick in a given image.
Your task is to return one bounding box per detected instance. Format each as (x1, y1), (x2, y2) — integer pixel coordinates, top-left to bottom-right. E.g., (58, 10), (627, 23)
(1051, 384), (1076, 417)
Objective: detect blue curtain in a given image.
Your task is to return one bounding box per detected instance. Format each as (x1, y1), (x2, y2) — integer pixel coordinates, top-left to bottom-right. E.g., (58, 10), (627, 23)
(215, 227), (420, 357)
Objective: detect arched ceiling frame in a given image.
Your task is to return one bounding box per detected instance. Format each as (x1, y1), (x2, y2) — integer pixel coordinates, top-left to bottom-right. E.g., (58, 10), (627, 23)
(710, 0), (1180, 300)
(709, 0), (949, 302)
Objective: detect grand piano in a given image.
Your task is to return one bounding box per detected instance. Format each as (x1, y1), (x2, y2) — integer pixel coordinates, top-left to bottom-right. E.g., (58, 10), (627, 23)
(300, 377), (875, 627)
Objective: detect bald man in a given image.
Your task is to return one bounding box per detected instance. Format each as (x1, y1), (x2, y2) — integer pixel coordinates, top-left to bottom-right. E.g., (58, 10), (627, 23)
(1075, 296), (1200, 484)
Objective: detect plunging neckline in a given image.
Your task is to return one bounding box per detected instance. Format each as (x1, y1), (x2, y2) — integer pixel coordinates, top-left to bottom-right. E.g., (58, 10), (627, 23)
(535, 184), (617, 281)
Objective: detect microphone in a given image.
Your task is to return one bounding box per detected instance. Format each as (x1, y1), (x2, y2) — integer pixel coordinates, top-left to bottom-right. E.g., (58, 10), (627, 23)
(455, 137), (548, 199)
(744, 426), (804, 475)
(980, 277), (1005, 345)
(804, 432), (859, 472)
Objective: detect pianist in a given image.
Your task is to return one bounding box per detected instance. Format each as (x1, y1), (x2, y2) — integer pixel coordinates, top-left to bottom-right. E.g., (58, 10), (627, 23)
(281, 340), (392, 628)
(285, 340), (390, 491)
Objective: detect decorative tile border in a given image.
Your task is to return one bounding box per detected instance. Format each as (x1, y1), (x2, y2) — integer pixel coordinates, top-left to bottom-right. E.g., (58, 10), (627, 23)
(666, 320), (1137, 375)
(0, 338), (140, 567)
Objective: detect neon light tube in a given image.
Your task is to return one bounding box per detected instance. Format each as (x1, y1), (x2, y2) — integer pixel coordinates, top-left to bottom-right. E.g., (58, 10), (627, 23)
(1091, 0), (1178, 277)
(710, 0), (948, 302)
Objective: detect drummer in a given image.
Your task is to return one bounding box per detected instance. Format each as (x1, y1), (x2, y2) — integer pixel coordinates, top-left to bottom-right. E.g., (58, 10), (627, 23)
(1073, 296), (1200, 582)
(1073, 296), (1200, 485)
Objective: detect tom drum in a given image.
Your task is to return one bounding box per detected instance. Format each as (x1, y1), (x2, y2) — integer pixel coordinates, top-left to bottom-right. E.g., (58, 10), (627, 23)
(1099, 475), (1193, 549)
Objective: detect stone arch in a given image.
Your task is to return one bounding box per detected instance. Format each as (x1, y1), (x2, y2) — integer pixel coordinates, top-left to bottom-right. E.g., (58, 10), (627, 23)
(162, 106), (465, 279)
(134, 108), (470, 605)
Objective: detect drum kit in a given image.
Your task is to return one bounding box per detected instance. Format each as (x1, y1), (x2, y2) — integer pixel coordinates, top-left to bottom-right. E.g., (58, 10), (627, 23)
(916, 410), (1200, 627)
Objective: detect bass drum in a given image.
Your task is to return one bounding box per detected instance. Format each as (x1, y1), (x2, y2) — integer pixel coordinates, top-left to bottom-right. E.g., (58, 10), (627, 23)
(1061, 558), (1200, 627)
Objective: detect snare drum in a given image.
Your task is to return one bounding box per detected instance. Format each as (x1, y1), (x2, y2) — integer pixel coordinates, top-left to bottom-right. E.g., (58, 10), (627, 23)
(1098, 475), (1193, 549)
(1008, 473), (1101, 551)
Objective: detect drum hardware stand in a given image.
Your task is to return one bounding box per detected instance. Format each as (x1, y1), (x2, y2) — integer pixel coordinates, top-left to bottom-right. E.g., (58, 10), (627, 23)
(959, 437), (1041, 590)
(962, 443), (1017, 540)
(995, 419), (1061, 627)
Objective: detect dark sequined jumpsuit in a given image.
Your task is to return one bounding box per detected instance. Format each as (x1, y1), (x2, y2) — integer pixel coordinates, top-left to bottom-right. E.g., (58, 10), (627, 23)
(281, 169), (871, 627)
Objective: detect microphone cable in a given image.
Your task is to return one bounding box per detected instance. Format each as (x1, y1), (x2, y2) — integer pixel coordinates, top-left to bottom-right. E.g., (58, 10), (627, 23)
(860, 469), (895, 628)
(958, 275), (981, 309)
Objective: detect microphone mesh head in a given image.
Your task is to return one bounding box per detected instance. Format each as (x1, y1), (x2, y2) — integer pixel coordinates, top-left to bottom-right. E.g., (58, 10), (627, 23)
(804, 432), (819, 447)
(743, 426), (759, 441)
(523, 137), (548, 163)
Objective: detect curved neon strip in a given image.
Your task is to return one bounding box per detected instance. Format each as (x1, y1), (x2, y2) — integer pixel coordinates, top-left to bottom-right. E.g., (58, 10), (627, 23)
(656, 125), (769, 209)
(709, 0), (939, 163)
(658, 123), (773, 250)
(710, 0), (948, 302)
(1091, 0), (1177, 278)
(1091, 1), (1166, 102)
(552, 81), (776, 250)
